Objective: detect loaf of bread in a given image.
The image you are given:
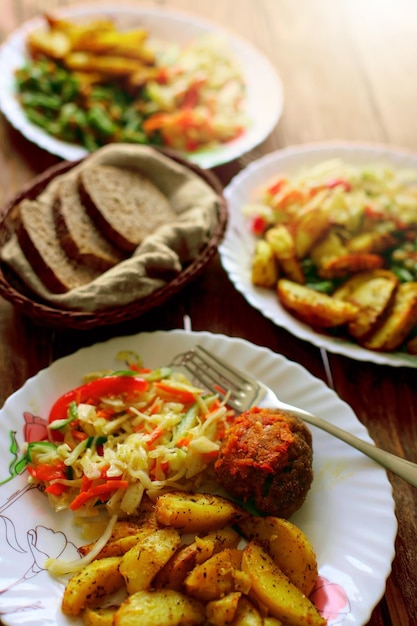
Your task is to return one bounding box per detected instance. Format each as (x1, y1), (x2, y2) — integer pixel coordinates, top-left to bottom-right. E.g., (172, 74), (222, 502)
(54, 175), (125, 271)
(79, 165), (177, 253)
(17, 198), (102, 293)
(0, 144), (220, 311)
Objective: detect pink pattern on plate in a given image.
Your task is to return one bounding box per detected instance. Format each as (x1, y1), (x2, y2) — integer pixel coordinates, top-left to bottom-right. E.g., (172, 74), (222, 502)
(23, 411), (48, 443)
(311, 576), (351, 624)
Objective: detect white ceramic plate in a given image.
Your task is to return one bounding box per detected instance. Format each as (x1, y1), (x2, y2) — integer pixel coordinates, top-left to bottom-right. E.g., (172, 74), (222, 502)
(0, 3), (283, 169)
(220, 141), (417, 367)
(0, 330), (396, 625)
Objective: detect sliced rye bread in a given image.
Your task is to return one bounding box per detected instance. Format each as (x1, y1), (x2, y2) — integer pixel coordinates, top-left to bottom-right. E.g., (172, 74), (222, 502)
(79, 165), (177, 253)
(54, 175), (126, 271)
(17, 198), (102, 293)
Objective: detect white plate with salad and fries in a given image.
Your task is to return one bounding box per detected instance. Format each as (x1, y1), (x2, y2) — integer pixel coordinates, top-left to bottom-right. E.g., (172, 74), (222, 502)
(0, 330), (396, 626)
(0, 3), (283, 169)
(221, 141), (417, 368)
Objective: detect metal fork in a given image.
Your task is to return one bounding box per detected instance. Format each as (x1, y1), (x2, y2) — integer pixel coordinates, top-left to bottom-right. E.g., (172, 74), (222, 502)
(170, 344), (417, 488)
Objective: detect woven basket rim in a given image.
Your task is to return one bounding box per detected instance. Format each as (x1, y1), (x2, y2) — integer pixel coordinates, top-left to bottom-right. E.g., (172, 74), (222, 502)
(0, 147), (228, 329)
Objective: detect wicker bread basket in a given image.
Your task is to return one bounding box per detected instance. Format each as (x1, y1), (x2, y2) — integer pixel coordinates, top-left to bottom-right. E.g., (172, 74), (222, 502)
(0, 148), (228, 330)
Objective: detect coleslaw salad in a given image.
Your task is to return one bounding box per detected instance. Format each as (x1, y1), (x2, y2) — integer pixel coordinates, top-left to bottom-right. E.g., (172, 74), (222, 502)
(24, 352), (234, 524)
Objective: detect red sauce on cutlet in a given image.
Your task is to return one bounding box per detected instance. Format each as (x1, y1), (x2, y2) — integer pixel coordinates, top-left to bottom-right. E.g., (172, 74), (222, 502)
(220, 407), (295, 474)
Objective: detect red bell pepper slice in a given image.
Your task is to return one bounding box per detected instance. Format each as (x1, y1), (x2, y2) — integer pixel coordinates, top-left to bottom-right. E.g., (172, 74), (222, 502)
(48, 376), (148, 424)
(27, 460), (67, 482)
(69, 479), (129, 511)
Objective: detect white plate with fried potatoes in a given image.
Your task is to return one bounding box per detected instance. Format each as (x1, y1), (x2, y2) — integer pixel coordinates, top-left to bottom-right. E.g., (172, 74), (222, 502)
(0, 330), (396, 625)
(221, 142), (417, 368)
(0, 3), (283, 169)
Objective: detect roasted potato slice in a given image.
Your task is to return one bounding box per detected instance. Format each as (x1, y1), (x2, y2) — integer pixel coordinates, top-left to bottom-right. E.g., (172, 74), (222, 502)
(309, 231), (347, 269)
(64, 51), (142, 76)
(184, 549), (250, 602)
(346, 230), (397, 254)
(155, 491), (248, 534)
(277, 279), (359, 328)
(362, 282), (417, 351)
(119, 528), (181, 594)
(82, 605), (118, 626)
(333, 269), (398, 339)
(251, 239), (279, 288)
(265, 226), (305, 284)
(205, 592), (242, 625)
(238, 516), (318, 596)
(154, 527), (241, 590)
(293, 204), (330, 258)
(231, 596), (264, 626)
(241, 542), (326, 626)
(62, 556), (124, 617)
(114, 589), (205, 626)
(318, 252), (384, 279)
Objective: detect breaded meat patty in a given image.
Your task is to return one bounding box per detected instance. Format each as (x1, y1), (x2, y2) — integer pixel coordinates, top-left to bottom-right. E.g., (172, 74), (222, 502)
(214, 408), (313, 518)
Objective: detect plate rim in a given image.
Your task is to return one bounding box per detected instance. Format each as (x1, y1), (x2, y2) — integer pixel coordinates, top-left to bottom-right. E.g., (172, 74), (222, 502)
(220, 140), (417, 368)
(0, 328), (397, 626)
(0, 2), (284, 168)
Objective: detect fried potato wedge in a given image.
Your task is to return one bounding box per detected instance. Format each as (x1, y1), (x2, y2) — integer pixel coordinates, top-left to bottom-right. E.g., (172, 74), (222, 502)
(251, 239), (279, 288)
(334, 269), (398, 339)
(309, 231), (347, 269)
(62, 556), (124, 617)
(241, 542), (326, 626)
(277, 278), (359, 328)
(293, 204), (330, 259)
(346, 231), (397, 254)
(79, 498), (158, 558)
(64, 51), (142, 76)
(114, 589), (205, 626)
(238, 516), (318, 596)
(318, 252), (385, 279)
(119, 528), (181, 595)
(362, 282), (417, 351)
(154, 527), (241, 590)
(232, 596), (264, 626)
(155, 491), (248, 534)
(205, 592), (242, 625)
(82, 605), (118, 626)
(184, 549), (250, 602)
(265, 226), (305, 284)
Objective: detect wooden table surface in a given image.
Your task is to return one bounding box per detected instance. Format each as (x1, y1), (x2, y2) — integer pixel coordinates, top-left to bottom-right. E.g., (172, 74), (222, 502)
(0, 1), (416, 625)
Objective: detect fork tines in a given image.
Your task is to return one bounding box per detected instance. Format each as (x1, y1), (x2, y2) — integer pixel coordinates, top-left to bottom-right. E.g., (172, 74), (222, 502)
(169, 345), (263, 412)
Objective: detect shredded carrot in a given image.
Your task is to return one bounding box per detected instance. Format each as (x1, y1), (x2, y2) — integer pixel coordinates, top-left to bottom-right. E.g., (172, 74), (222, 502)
(70, 480), (129, 511)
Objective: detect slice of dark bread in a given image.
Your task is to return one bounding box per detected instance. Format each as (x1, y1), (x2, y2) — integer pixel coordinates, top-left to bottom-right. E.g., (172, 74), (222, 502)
(79, 165), (177, 253)
(54, 175), (125, 271)
(17, 198), (102, 293)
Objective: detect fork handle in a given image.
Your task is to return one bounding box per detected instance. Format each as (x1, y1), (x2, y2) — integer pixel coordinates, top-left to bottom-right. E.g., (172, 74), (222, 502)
(285, 405), (417, 488)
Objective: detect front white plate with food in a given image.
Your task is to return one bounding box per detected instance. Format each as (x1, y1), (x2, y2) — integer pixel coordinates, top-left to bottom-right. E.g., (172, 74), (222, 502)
(220, 142), (417, 367)
(0, 3), (283, 169)
(0, 330), (396, 626)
